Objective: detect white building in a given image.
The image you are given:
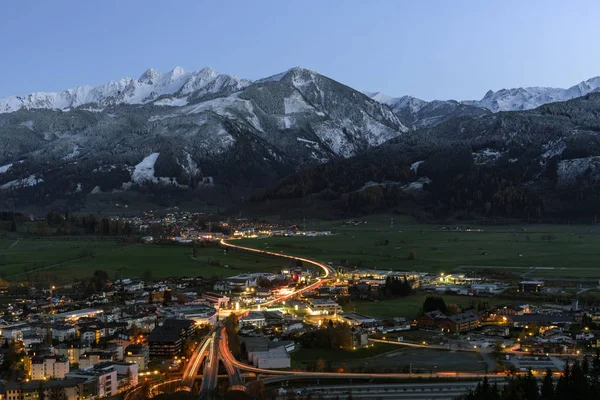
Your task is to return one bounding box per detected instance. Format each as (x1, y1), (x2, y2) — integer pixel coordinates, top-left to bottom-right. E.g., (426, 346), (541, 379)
(22, 334), (43, 348)
(239, 311), (266, 328)
(124, 282), (145, 292)
(175, 306), (218, 326)
(66, 364), (118, 398)
(52, 325), (77, 342)
(307, 299), (342, 315)
(201, 293), (229, 309)
(250, 347), (290, 369)
(124, 345), (149, 371)
(31, 356), (70, 380)
(53, 308), (103, 321)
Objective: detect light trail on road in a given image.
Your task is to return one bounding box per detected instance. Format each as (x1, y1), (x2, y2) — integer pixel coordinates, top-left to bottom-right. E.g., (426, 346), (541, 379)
(220, 239), (336, 307)
(178, 237), (528, 396)
(218, 327), (504, 381)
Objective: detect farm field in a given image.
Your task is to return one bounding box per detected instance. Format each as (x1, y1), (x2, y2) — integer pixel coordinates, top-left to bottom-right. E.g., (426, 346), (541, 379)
(236, 215), (600, 278)
(0, 238), (286, 284)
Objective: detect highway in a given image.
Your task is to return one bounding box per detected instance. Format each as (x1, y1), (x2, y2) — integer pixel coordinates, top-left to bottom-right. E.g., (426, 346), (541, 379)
(219, 330), (243, 386)
(180, 324), (219, 390)
(220, 239), (336, 307)
(199, 331), (220, 396)
(175, 238), (507, 397)
(218, 327), (502, 381)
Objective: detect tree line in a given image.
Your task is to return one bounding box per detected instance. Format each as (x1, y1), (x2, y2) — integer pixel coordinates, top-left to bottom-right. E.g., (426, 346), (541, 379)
(463, 354), (600, 400)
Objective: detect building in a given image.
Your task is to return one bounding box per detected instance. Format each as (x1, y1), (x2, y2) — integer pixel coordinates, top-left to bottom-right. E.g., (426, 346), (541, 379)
(242, 337), (292, 369)
(175, 306), (217, 326)
(201, 293), (229, 309)
(448, 312), (481, 332)
(147, 319), (195, 358)
(66, 362), (135, 395)
(79, 328), (100, 344)
(53, 308), (103, 322)
(418, 311), (480, 333)
(56, 344), (92, 365)
(66, 364), (118, 398)
(306, 299), (342, 315)
(239, 311), (267, 328)
(6, 379), (90, 400)
(66, 361), (138, 395)
(509, 314), (574, 328)
(30, 355), (69, 380)
(340, 313), (378, 326)
(78, 351), (114, 368)
(519, 281), (544, 293)
(251, 346), (290, 369)
(418, 311), (453, 332)
(51, 325), (77, 342)
(22, 334), (43, 348)
(124, 344), (149, 371)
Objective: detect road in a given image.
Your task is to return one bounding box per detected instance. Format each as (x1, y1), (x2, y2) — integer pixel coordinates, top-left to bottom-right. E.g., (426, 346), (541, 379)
(178, 238), (512, 396)
(180, 324), (218, 390)
(199, 331), (220, 397)
(220, 239), (336, 307)
(277, 381), (506, 400)
(219, 327), (501, 381)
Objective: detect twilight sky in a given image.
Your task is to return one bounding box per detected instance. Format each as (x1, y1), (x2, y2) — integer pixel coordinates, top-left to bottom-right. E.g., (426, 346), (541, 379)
(2, 0), (599, 101)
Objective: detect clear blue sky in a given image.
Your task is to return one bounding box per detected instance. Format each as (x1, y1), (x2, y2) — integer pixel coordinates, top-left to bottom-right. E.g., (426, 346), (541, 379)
(2, 0), (599, 101)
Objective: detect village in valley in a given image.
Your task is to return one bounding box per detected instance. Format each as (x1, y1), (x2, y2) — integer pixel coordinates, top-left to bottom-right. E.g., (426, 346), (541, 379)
(0, 211), (599, 399)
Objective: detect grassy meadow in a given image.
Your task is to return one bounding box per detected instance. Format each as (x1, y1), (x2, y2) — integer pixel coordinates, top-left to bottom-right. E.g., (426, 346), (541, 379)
(2, 213), (599, 284)
(0, 237), (286, 284)
(236, 215), (600, 279)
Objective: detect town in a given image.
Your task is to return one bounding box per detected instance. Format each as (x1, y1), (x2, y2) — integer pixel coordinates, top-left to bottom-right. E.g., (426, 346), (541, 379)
(0, 214), (599, 399)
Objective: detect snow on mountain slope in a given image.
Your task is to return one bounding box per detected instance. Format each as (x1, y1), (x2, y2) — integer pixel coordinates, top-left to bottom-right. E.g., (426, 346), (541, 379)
(132, 153), (160, 183)
(0, 67), (251, 113)
(365, 76), (600, 124)
(462, 76), (600, 112)
(0, 163), (12, 174)
(366, 92), (489, 129)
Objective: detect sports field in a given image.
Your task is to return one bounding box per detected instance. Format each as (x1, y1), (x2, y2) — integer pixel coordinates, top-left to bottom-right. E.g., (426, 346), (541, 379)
(236, 215), (600, 278)
(0, 237), (285, 284)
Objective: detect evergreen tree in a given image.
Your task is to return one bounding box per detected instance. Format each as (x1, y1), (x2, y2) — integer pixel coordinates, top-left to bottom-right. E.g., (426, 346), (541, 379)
(540, 368), (554, 399)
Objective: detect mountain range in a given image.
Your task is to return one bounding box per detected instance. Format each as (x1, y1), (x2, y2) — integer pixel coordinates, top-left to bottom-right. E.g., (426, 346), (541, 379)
(2, 66), (600, 218)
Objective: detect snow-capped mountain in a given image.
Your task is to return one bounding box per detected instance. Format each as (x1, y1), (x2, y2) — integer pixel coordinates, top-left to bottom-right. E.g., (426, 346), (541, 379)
(462, 76), (600, 112)
(365, 93), (488, 129)
(0, 66), (251, 113)
(0, 66), (406, 211)
(4, 63), (600, 214)
(367, 75), (600, 125)
(256, 92), (600, 219)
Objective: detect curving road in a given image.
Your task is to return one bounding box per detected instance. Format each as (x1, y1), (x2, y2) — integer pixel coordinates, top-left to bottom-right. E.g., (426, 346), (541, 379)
(180, 238), (511, 395)
(218, 327), (506, 381)
(180, 324), (219, 390)
(220, 239), (336, 307)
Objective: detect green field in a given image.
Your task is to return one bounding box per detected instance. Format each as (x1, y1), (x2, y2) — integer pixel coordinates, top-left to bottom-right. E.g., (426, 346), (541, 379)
(344, 293), (510, 320)
(2, 214), (599, 284)
(0, 238), (287, 284)
(236, 215), (600, 278)
(290, 343), (398, 368)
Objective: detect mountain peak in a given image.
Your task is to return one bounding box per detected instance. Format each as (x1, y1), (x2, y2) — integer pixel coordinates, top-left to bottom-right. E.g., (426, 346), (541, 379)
(138, 68), (160, 84)
(483, 89), (495, 99)
(197, 66), (217, 76)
